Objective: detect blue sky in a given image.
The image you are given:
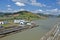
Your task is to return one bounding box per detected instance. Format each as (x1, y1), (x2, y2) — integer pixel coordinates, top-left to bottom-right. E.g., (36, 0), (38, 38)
(0, 0), (60, 15)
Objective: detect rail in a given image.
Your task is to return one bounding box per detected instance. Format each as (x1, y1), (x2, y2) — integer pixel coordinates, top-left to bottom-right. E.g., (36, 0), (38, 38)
(40, 24), (60, 40)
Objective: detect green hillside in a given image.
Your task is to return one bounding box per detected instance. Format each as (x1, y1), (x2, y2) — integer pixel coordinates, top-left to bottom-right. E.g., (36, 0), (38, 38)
(0, 11), (46, 27)
(0, 11), (46, 21)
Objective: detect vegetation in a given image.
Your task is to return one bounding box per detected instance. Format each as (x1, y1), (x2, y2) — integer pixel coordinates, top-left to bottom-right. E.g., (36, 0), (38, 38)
(37, 13), (57, 17)
(0, 11), (47, 27)
(0, 11), (46, 21)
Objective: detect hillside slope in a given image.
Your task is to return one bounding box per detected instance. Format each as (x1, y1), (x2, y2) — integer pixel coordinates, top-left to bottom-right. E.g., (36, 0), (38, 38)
(0, 11), (46, 21)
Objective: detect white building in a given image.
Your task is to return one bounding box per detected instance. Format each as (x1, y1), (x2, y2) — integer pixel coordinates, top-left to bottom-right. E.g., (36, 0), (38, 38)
(14, 20), (20, 23)
(14, 19), (32, 25)
(26, 22), (31, 25)
(0, 21), (8, 24)
(14, 20), (25, 24)
(0, 21), (4, 24)
(19, 21), (25, 25)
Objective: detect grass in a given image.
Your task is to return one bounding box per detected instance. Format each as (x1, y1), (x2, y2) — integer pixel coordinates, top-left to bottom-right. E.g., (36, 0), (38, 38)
(0, 20), (20, 27)
(0, 23), (20, 27)
(0, 11), (46, 27)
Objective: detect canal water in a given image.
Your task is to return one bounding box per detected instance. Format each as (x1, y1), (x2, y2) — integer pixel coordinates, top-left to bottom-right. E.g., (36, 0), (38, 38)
(0, 18), (60, 40)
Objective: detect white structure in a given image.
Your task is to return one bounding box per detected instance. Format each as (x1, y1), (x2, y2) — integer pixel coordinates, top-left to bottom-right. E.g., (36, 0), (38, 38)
(14, 20), (25, 24)
(19, 21), (25, 25)
(0, 21), (8, 24)
(26, 22), (31, 25)
(14, 19), (32, 25)
(14, 20), (20, 23)
(0, 21), (4, 24)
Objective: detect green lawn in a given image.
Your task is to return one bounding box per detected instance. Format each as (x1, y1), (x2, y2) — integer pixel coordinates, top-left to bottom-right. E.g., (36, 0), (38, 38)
(0, 20), (19, 27)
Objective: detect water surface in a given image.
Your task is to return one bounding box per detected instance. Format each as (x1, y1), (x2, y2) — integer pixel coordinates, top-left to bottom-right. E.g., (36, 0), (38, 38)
(0, 18), (60, 40)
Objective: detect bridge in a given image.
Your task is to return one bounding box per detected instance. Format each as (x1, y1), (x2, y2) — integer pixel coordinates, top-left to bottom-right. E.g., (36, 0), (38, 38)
(40, 24), (60, 40)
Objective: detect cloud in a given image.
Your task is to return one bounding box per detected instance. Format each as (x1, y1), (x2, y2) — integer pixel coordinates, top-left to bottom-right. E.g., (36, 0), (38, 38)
(58, 2), (60, 5)
(57, 0), (60, 5)
(0, 8), (26, 12)
(31, 9), (44, 13)
(12, 0), (28, 6)
(12, 0), (28, 3)
(15, 2), (25, 6)
(12, 0), (46, 7)
(44, 8), (60, 15)
(13, 8), (25, 12)
(6, 4), (13, 12)
(31, 2), (46, 7)
(19, 9), (25, 11)
(7, 8), (13, 11)
(30, 0), (46, 7)
(31, 8), (60, 15)
(7, 5), (11, 7)
(6, 8), (13, 12)
(7, 8), (25, 12)
(0, 8), (13, 13)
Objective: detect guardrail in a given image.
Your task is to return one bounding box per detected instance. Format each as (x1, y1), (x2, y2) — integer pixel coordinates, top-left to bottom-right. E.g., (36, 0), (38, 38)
(40, 24), (60, 40)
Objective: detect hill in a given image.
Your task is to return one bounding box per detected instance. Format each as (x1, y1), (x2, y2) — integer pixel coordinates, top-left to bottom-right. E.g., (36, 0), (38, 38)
(37, 13), (57, 17)
(0, 11), (46, 21)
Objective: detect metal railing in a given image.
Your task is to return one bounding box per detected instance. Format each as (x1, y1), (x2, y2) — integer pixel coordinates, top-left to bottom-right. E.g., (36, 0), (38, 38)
(40, 24), (60, 40)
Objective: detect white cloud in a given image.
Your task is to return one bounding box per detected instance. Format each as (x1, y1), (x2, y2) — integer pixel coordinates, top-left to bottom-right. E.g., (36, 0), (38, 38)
(31, 2), (46, 7)
(7, 5), (11, 7)
(38, 9), (43, 12)
(12, 0), (28, 6)
(14, 8), (25, 12)
(7, 8), (12, 11)
(6, 8), (13, 12)
(6, 4), (13, 12)
(12, 0), (29, 3)
(57, 1), (60, 5)
(19, 9), (25, 11)
(57, 0), (60, 5)
(15, 2), (25, 6)
(12, 0), (46, 7)
(58, 2), (60, 5)
(31, 8), (60, 15)
(1, 7), (26, 12)
(10, 8), (26, 12)
(30, 0), (46, 7)
(31, 9), (44, 13)
(45, 8), (60, 15)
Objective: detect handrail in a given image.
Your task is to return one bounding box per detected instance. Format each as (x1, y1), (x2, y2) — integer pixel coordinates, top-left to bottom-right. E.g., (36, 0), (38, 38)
(40, 24), (60, 40)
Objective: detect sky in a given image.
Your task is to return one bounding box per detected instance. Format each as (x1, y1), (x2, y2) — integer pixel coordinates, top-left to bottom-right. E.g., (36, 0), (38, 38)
(0, 0), (60, 15)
